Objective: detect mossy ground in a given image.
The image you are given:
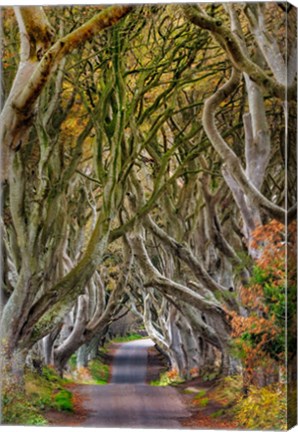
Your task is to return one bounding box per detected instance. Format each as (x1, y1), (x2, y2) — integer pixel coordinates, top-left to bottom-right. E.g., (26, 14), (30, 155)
(2, 366), (73, 425)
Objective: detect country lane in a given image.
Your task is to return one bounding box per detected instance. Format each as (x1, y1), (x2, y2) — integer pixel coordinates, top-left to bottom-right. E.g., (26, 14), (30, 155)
(75, 338), (190, 428)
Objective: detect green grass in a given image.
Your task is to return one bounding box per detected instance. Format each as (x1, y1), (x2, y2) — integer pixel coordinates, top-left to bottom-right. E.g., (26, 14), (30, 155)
(194, 389), (207, 399)
(3, 366), (72, 425)
(198, 397), (209, 407)
(2, 388), (48, 426)
(25, 367), (73, 413)
(150, 379), (161, 386)
(111, 333), (144, 343)
(88, 359), (109, 384)
(202, 372), (218, 382)
(211, 409), (225, 418)
(53, 389), (73, 412)
(150, 370), (184, 387)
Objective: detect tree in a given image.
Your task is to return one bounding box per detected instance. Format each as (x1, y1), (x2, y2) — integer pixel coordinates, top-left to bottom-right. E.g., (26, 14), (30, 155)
(1, 3), (296, 405)
(0, 5), (131, 181)
(0, 5), (133, 385)
(229, 221), (296, 392)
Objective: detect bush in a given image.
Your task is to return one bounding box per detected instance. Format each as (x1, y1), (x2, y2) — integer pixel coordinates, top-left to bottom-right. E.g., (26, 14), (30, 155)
(53, 389), (73, 412)
(89, 359), (109, 384)
(210, 375), (243, 407)
(235, 384), (286, 430)
(150, 368), (184, 386)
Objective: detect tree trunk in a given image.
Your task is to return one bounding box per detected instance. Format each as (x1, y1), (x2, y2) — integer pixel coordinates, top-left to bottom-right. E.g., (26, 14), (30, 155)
(54, 295), (88, 374)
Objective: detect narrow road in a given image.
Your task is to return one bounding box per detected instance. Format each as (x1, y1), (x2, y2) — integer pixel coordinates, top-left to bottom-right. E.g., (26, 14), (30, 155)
(75, 339), (190, 428)
(110, 338), (151, 384)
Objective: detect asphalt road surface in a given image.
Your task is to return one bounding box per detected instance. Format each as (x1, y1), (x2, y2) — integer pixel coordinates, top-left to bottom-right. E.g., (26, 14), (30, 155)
(76, 339), (190, 428)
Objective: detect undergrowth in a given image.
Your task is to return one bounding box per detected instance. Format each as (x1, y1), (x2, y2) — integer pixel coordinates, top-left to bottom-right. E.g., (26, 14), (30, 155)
(89, 359), (109, 384)
(206, 375), (287, 430)
(235, 384), (286, 430)
(209, 375), (243, 408)
(26, 366), (73, 413)
(2, 366), (73, 425)
(69, 358), (109, 384)
(150, 368), (184, 386)
(2, 391), (48, 426)
(53, 389), (73, 412)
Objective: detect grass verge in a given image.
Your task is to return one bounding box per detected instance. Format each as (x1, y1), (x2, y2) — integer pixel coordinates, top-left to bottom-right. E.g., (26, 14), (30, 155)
(110, 333), (144, 343)
(150, 369), (184, 386)
(2, 366), (73, 425)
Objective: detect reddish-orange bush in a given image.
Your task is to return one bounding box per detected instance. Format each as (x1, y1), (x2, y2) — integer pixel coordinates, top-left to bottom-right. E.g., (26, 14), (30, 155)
(229, 221), (296, 388)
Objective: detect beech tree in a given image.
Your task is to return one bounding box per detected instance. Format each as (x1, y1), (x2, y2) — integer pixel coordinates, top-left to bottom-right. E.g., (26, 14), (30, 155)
(1, 5), (134, 384)
(1, 3), (296, 393)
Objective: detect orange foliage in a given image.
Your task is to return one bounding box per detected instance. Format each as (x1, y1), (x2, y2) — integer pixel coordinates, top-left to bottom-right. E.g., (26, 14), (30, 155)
(166, 368), (179, 380)
(229, 221), (296, 387)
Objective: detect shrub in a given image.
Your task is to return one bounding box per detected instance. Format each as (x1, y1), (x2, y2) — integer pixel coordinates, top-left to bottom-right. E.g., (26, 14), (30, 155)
(235, 384), (286, 430)
(89, 359), (109, 384)
(53, 389), (73, 412)
(210, 375), (243, 407)
(151, 368), (184, 386)
(229, 221), (297, 388)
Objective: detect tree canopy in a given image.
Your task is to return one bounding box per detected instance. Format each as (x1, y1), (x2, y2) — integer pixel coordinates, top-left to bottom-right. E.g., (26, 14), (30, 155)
(0, 3), (296, 428)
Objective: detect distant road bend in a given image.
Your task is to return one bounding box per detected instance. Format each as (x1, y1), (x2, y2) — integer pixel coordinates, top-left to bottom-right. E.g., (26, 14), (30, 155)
(76, 339), (190, 428)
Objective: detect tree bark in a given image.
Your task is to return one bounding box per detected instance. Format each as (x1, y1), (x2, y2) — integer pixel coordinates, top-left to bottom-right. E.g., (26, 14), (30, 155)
(202, 68), (286, 223)
(183, 4), (294, 100)
(0, 5), (132, 181)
